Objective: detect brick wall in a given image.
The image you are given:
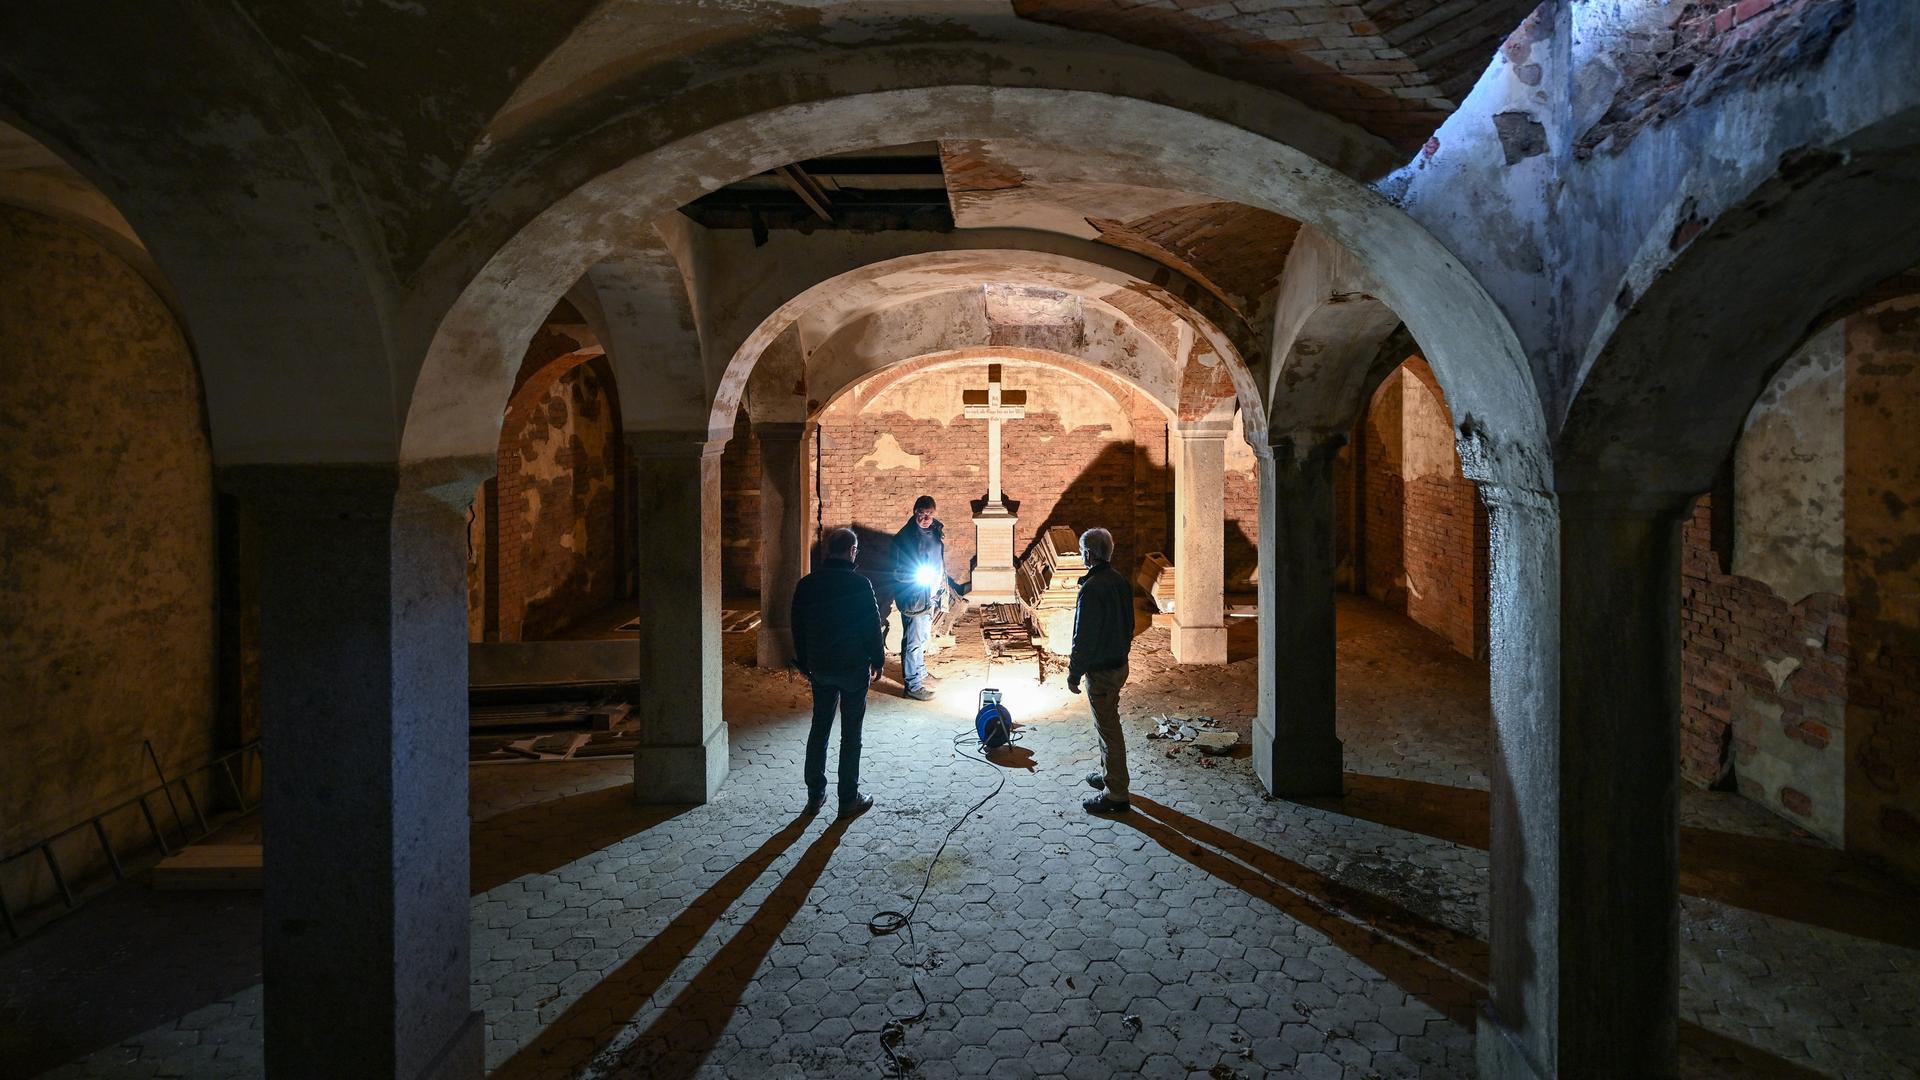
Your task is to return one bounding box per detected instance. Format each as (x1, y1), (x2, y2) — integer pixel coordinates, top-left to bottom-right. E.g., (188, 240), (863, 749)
(1, 206), (219, 913)
(1344, 362), (1487, 659)
(721, 415), (761, 597)
(800, 362), (1195, 606)
(1679, 499), (1849, 838)
(470, 345), (627, 641)
(1844, 297), (1920, 882)
(1223, 417), (1261, 592)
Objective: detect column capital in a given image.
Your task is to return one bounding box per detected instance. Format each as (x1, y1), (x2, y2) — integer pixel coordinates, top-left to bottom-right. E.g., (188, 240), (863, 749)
(1171, 418), (1235, 440)
(625, 428), (729, 459)
(1553, 485), (1697, 520)
(1252, 428), (1346, 466)
(217, 462), (398, 517)
(750, 420), (808, 442)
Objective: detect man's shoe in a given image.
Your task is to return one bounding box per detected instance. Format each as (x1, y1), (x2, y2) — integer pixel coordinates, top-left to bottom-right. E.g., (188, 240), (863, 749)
(904, 686), (936, 701)
(803, 792), (825, 816)
(1085, 773), (1106, 790)
(838, 794), (875, 820)
(1083, 795), (1131, 815)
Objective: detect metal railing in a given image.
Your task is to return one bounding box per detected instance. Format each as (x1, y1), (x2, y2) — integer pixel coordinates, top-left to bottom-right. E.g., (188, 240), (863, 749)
(0, 739), (263, 941)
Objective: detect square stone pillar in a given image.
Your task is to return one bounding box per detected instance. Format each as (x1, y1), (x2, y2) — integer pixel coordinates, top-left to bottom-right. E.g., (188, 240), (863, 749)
(629, 434), (728, 803)
(753, 422), (810, 669)
(1478, 486), (1682, 1080)
(969, 505), (1020, 602)
(1171, 422), (1230, 663)
(226, 462), (483, 1080)
(1251, 435), (1343, 796)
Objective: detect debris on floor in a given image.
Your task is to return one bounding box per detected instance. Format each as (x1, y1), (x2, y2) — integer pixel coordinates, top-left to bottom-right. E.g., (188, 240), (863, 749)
(1121, 1014), (1142, 1033)
(719, 609), (762, 633)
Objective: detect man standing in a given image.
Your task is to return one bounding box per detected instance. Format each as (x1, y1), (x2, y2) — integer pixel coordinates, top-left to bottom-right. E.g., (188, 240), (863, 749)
(1067, 527), (1136, 814)
(790, 527), (882, 819)
(891, 495), (945, 701)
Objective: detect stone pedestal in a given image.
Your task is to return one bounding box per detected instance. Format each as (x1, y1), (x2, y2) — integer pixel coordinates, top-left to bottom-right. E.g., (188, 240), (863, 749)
(1478, 486), (1683, 1080)
(1252, 436), (1343, 797)
(227, 461), (483, 1080)
(753, 422), (809, 669)
(970, 504), (1020, 602)
(1172, 423), (1229, 664)
(629, 434), (728, 804)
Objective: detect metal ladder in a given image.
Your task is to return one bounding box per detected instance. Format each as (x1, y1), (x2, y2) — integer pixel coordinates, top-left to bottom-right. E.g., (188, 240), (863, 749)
(0, 739), (263, 941)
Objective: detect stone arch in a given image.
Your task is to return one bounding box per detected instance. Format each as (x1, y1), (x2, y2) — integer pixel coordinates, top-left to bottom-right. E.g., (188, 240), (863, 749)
(0, 34), (397, 466)
(797, 285), (1186, 419)
(1559, 108), (1920, 493)
(403, 87), (1546, 494)
(811, 345), (1178, 428)
(712, 246), (1252, 438)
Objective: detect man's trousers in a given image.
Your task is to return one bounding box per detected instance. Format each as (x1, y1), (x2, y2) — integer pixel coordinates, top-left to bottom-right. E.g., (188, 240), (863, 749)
(1086, 664), (1130, 799)
(805, 669), (869, 805)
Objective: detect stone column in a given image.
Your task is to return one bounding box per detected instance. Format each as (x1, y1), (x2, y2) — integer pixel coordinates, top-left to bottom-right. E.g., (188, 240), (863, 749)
(1477, 486), (1681, 1080)
(1251, 434), (1343, 796)
(754, 422), (810, 669)
(227, 461), (483, 1080)
(629, 433), (728, 803)
(1171, 422), (1229, 663)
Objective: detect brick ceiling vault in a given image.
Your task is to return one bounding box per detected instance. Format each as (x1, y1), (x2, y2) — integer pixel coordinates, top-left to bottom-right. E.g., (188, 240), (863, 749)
(1010, 0), (1544, 154)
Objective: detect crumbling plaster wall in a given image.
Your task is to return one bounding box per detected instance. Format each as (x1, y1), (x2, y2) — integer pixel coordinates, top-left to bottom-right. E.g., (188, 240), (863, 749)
(1679, 325), (1848, 843)
(1386, 0), (1913, 441)
(1677, 302), (1920, 876)
(468, 339), (626, 641)
(0, 206), (216, 904)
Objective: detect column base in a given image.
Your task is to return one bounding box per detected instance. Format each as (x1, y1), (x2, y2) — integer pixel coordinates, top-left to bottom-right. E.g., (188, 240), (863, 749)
(416, 1010), (485, 1080)
(968, 565), (1019, 603)
(634, 722), (729, 803)
(971, 510), (1020, 603)
(756, 626), (794, 670)
(1476, 1009), (1546, 1080)
(1171, 623), (1227, 664)
(1253, 723), (1344, 797)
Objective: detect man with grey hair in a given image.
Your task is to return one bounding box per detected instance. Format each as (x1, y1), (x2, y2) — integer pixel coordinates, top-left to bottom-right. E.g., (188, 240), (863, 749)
(1067, 526), (1136, 814)
(790, 527), (884, 819)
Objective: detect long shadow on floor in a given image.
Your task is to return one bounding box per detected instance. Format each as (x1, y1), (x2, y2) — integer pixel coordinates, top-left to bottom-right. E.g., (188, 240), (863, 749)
(490, 812), (824, 1080)
(471, 781), (692, 895)
(602, 818), (850, 1079)
(1298, 773), (1920, 950)
(0, 887), (262, 1079)
(1130, 797), (1828, 1079)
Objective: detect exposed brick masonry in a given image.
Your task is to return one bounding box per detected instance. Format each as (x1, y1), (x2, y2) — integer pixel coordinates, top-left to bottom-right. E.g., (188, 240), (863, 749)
(1678, 499), (1849, 823)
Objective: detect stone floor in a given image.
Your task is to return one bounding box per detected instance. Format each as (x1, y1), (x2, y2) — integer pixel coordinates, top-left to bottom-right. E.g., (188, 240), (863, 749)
(8, 598), (1919, 1079)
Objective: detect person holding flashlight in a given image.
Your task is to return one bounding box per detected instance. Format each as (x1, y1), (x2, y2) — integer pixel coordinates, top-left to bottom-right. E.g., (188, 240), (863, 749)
(790, 527), (884, 819)
(1068, 526), (1136, 814)
(891, 495), (946, 700)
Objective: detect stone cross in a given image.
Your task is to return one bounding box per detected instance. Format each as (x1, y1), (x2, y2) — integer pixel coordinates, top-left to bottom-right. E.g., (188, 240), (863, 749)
(962, 363), (1028, 508)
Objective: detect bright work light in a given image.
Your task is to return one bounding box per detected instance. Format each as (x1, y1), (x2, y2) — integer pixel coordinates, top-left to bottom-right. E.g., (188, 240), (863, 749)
(913, 563), (941, 587)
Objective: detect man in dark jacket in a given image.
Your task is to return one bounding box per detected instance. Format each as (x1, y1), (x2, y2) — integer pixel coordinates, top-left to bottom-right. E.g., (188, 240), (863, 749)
(790, 527), (884, 819)
(890, 495), (945, 701)
(1067, 526), (1136, 814)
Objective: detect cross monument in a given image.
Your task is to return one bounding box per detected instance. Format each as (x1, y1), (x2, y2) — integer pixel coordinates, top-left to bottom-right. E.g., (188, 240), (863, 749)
(962, 363), (1028, 602)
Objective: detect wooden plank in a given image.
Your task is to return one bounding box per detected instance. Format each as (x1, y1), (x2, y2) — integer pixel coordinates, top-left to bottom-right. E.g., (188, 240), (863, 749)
(152, 845), (262, 891)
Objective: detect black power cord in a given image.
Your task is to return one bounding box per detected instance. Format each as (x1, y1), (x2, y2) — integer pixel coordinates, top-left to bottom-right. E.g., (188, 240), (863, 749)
(867, 654), (1015, 1075)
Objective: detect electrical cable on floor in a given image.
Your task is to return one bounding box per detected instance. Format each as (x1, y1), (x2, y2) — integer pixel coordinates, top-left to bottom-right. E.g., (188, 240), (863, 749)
(867, 647), (1013, 1076)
